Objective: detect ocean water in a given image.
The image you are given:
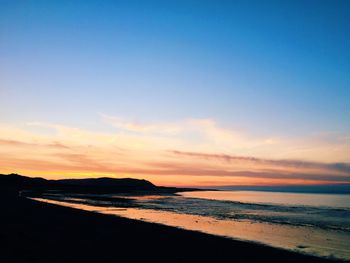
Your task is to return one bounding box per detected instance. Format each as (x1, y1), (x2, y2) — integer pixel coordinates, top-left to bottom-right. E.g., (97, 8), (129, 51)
(33, 190), (350, 261)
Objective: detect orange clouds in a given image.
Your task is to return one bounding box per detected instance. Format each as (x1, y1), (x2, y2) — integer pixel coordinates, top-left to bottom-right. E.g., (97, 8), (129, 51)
(1, 117), (350, 186)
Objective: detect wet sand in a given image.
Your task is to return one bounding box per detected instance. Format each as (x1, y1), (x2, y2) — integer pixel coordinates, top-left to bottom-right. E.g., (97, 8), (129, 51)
(0, 189), (344, 263)
(33, 197), (350, 261)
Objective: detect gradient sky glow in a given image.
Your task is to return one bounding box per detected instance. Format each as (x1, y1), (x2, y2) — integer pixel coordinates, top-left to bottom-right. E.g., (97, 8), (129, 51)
(1, 0), (350, 186)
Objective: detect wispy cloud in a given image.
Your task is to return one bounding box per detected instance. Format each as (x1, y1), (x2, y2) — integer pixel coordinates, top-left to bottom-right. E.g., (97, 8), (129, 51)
(0, 139), (70, 149)
(168, 150), (350, 175)
(101, 114), (182, 135)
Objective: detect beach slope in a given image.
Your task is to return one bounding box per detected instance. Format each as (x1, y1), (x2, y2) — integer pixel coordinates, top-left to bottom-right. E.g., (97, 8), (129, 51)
(0, 188), (341, 263)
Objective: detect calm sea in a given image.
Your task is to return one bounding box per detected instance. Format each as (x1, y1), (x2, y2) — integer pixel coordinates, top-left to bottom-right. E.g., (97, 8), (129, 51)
(33, 190), (350, 261)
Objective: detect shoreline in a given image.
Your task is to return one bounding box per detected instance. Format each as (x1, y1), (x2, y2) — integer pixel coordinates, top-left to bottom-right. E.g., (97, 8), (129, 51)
(32, 195), (350, 262)
(0, 189), (345, 263)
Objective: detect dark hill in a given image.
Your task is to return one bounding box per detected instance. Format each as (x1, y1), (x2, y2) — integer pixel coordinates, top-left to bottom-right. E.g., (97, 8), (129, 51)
(0, 173), (52, 188)
(59, 177), (155, 188)
(0, 173), (157, 194)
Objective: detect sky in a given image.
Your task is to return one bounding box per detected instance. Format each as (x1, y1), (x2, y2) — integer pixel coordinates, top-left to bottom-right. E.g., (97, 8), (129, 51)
(1, 0), (350, 186)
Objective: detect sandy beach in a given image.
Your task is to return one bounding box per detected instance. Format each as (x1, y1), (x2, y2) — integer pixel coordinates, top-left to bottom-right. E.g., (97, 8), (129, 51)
(0, 188), (343, 263)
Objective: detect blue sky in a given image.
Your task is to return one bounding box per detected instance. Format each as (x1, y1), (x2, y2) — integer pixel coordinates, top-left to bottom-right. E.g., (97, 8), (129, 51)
(1, 0), (350, 136)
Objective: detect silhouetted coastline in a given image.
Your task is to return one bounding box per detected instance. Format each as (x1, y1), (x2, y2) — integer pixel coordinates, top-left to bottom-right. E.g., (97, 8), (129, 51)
(0, 173), (201, 195)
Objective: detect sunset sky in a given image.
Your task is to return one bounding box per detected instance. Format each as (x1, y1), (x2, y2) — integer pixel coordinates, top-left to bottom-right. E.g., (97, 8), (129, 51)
(1, 1), (350, 186)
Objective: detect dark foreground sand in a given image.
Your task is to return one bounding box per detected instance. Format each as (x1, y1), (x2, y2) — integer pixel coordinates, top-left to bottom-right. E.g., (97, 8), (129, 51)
(0, 189), (342, 263)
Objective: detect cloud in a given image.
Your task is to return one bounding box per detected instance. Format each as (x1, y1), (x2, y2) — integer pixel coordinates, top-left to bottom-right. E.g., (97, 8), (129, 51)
(0, 139), (70, 149)
(100, 114), (247, 140)
(168, 150), (350, 175)
(0, 139), (35, 147)
(101, 114), (182, 134)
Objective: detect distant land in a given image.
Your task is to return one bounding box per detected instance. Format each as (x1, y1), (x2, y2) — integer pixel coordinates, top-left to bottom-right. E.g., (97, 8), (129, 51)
(0, 173), (200, 195)
(209, 184), (350, 194)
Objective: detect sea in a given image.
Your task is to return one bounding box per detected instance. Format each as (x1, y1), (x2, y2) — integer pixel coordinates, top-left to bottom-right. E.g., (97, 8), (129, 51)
(32, 189), (350, 261)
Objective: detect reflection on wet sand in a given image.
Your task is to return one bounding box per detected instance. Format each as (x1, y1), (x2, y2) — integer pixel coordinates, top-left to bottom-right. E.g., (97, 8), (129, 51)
(32, 198), (350, 260)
